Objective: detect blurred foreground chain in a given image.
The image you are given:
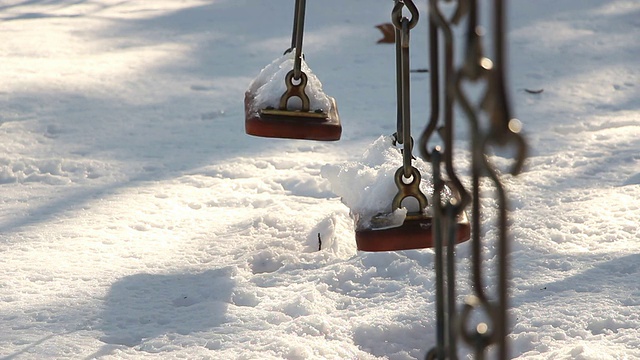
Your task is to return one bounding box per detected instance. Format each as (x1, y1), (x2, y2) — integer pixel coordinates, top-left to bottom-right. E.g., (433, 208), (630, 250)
(417, 0), (527, 359)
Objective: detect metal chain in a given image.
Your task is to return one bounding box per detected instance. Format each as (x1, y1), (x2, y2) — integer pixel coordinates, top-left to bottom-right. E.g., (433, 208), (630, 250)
(393, 0), (418, 146)
(392, 0), (419, 179)
(288, 0), (299, 52)
(425, 0), (471, 216)
(394, 0), (404, 145)
(389, 0), (429, 215)
(278, 0), (310, 112)
(453, 2), (496, 358)
(291, 0), (306, 80)
(421, 0), (527, 359)
(417, 15), (440, 164)
(427, 148), (447, 360)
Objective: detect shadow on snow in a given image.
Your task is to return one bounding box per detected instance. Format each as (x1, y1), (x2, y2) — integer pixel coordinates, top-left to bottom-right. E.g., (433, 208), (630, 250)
(87, 267), (236, 358)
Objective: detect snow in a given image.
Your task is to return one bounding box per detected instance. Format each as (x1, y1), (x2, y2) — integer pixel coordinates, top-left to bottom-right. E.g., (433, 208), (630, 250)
(321, 135), (452, 230)
(247, 51), (332, 114)
(0, 0), (639, 359)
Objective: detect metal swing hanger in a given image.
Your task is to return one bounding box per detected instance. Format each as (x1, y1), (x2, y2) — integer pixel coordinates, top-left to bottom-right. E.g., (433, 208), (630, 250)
(355, 0), (469, 252)
(244, 0), (342, 141)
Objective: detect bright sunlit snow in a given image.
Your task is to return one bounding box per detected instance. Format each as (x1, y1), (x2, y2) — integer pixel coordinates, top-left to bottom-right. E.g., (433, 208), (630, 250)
(1, 0), (639, 359)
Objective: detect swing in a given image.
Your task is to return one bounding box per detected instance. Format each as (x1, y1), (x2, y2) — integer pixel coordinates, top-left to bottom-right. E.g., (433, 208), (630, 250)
(355, 168), (471, 252)
(356, 208), (470, 252)
(244, 0), (341, 141)
(355, 1), (470, 252)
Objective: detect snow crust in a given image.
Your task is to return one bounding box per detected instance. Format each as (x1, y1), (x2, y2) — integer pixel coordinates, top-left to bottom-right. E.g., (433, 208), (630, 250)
(247, 51), (332, 114)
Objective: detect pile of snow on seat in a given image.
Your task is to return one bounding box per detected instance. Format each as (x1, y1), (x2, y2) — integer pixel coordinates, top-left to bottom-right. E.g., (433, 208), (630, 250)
(246, 50), (332, 113)
(322, 135), (451, 231)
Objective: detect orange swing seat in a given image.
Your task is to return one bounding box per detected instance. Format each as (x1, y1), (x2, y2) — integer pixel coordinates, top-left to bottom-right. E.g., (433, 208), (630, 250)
(355, 212), (470, 252)
(245, 69), (341, 141)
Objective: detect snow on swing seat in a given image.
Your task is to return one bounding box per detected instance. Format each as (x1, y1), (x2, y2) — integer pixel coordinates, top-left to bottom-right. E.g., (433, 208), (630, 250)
(322, 135), (470, 251)
(244, 52), (341, 141)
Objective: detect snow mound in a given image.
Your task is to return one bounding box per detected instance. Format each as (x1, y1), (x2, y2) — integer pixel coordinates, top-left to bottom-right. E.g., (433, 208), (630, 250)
(321, 135), (451, 230)
(622, 172), (640, 186)
(246, 51), (332, 113)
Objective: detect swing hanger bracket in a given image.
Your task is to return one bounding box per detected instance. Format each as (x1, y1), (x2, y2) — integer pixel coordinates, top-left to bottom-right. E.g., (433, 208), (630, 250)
(391, 166), (429, 221)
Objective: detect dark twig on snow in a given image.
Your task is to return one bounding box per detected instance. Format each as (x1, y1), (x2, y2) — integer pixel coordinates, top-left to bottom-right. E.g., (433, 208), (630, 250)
(525, 88), (544, 94)
(318, 233), (322, 251)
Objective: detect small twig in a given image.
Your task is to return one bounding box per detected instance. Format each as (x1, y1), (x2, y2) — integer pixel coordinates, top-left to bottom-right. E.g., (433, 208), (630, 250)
(524, 88), (544, 94)
(318, 233), (322, 251)
(410, 69), (429, 73)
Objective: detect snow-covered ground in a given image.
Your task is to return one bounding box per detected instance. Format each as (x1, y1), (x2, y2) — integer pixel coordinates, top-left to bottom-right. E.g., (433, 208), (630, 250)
(1, 0), (639, 359)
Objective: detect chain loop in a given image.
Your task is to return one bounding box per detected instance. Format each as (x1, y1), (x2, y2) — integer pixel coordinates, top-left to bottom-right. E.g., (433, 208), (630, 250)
(391, 0), (419, 30)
